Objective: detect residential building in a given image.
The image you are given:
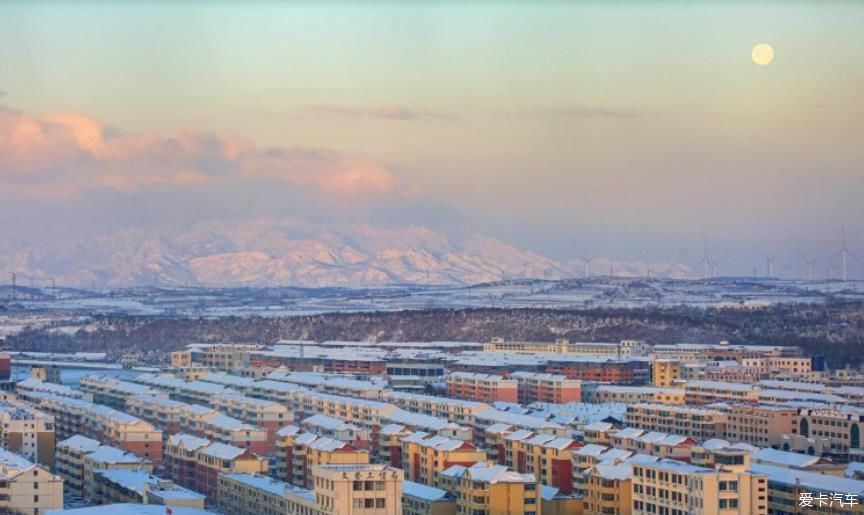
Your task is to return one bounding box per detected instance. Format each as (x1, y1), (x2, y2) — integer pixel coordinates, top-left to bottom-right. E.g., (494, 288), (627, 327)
(631, 459), (768, 515)
(625, 403), (727, 440)
(0, 448), (63, 515)
(510, 372), (581, 405)
(723, 403), (797, 447)
(218, 463), (403, 515)
(400, 432), (485, 487)
(0, 398), (55, 467)
(56, 435), (152, 499)
(91, 469), (205, 509)
(162, 433), (268, 501)
(26, 393), (163, 462)
(503, 431), (582, 494)
(402, 480), (456, 515)
(446, 372), (518, 404)
(439, 462), (540, 515)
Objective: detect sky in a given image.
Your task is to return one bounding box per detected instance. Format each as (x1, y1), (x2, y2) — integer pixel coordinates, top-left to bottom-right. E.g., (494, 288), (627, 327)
(1, 1), (862, 278)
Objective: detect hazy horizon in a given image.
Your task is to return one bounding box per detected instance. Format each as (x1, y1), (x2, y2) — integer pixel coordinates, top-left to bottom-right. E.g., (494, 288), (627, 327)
(1, 2), (862, 282)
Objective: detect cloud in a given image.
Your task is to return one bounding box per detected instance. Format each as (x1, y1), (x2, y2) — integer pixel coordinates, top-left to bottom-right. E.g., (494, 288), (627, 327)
(0, 107), (405, 200)
(303, 104), (456, 121)
(516, 106), (646, 119)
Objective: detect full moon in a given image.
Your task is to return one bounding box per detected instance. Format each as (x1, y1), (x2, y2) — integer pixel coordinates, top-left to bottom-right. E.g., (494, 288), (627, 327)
(752, 43), (774, 66)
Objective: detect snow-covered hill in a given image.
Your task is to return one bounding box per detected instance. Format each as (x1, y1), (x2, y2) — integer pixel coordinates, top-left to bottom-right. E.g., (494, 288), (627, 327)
(0, 220), (695, 287)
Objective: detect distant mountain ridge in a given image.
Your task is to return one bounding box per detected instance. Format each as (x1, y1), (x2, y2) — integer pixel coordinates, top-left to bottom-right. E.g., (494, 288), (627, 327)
(0, 220), (695, 287)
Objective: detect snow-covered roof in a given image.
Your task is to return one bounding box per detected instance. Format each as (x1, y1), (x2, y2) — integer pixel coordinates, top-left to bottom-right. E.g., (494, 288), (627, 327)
(402, 480), (450, 502)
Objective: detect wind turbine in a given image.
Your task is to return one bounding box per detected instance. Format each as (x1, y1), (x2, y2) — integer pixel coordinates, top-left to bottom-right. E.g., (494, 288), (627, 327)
(579, 255), (596, 278)
(710, 258), (720, 279)
(695, 239), (712, 280)
(764, 253), (776, 279)
(835, 225), (858, 282)
(799, 254), (818, 282)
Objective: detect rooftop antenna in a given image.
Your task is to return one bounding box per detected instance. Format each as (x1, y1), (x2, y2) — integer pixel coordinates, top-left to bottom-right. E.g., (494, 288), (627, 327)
(695, 238), (712, 280)
(799, 254), (818, 282)
(835, 224), (858, 282)
(764, 253), (776, 279)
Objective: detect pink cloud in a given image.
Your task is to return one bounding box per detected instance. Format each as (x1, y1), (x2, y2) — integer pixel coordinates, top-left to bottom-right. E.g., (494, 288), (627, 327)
(0, 108), (402, 199)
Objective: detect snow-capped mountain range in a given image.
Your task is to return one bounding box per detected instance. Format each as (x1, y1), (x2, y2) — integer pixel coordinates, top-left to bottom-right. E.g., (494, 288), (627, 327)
(0, 220), (695, 287)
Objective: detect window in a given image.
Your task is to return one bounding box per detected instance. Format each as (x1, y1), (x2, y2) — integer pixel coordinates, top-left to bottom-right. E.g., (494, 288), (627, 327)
(375, 499), (386, 508)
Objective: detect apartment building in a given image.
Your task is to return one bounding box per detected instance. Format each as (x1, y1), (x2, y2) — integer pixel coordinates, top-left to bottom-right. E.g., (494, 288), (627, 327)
(15, 378), (93, 403)
(582, 460), (633, 515)
(79, 376), (166, 411)
(126, 395), (187, 435)
(29, 394), (162, 462)
(482, 338), (647, 357)
(247, 379), (308, 405)
(544, 357), (649, 383)
(290, 433), (370, 489)
(381, 409), (472, 442)
(402, 480), (456, 515)
(650, 360), (684, 387)
(582, 421), (616, 446)
(483, 423), (514, 465)
(439, 462), (540, 515)
(749, 463), (864, 515)
(133, 374), (231, 405)
(503, 430), (582, 494)
(0, 448), (63, 515)
(198, 344), (257, 371)
(510, 371), (581, 405)
(218, 464), (403, 515)
(610, 428), (697, 461)
(689, 440), (755, 470)
(446, 372), (518, 404)
(379, 424), (413, 469)
(162, 433), (268, 501)
(300, 413), (371, 446)
(793, 406), (864, 459)
(723, 403), (797, 447)
(381, 391), (487, 427)
(170, 351), (193, 368)
(684, 380), (759, 405)
(583, 385), (685, 405)
(631, 459), (767, 515)
(0, 398), (55, 467)
(210, 392), (292, 443)
(399, 432), (485, 487)
(55, 435), (153, 499)
(625, 403), (728, 440)
(91, 469), (205, 509)
(266, 371), (387, 400)
(743, 357), (812, 376)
